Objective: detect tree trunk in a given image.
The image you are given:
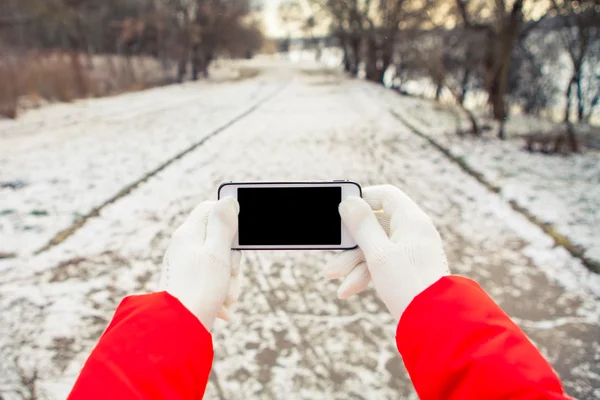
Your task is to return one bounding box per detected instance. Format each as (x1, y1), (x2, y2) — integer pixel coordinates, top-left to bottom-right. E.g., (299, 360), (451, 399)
(349, 36), (361, 76)
(435, 83), (443, 101)
(191, 62), (199, 81)
(564, 77), (574, 123)
(365, 38), (377, 81)
(365, 61), (386, 84)
(566, 122), (578, 152)
(498, 119), (506, 140)
(177, 48), (188, 83)
(575, 68), (584, 122)
(191, 45), (201, 81)
(203, 52), (213, 78)
(466, 109), (480, 136)
(584, 90), (600, 123)
(177, 18), (190, 83)
(365, 39), (388, 85)
(343, 48), (351, 73)
(489, 0), (523, 137)
(459, 69), (470, 106)
(489, 41), (512, 123)
(458, 105), (480, 136)
(340, 35), (352, 73)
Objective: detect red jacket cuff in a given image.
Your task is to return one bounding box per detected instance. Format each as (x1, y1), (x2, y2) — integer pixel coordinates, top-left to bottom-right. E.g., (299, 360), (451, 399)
(69, 292), (214, 399)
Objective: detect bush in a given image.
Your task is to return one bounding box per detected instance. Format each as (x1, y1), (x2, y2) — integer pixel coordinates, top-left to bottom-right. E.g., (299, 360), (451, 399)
(0, 58), (20, 118)
(0, 51), (93, 118)
(0, 51), (172, 119)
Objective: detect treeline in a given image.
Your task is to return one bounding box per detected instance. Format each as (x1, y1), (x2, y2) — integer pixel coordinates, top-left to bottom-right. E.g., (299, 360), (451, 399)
(0, 0), (264, 81)
(0, 0), (264, 118)
(305, 0), (599, 138)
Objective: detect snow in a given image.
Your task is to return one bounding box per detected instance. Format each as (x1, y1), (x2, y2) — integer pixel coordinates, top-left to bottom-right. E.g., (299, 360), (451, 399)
(0, 59), (599, 399)
(0, 68), (278, 256)
(370, 85), (600, 269)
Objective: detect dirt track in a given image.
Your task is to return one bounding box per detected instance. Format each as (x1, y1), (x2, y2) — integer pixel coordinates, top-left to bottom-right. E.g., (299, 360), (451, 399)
(0, 61), (598, 399)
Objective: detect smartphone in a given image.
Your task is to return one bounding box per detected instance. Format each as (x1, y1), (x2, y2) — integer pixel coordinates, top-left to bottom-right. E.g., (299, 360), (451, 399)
(218, 181), (361, 250)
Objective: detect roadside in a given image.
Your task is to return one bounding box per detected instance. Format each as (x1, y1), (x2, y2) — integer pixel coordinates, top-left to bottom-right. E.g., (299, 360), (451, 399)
(0, 54), (261, 120)
(369, 86), (600, 274)
(0, 62), (273, 259)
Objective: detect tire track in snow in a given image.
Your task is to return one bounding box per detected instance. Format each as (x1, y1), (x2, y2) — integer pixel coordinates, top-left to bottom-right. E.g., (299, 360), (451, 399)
(34, 81), (290, 255)
(0, 73), (267, 141)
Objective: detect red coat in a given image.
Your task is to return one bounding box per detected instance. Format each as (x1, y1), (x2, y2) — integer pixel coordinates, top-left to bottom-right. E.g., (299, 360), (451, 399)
(68, 276), (568, 399)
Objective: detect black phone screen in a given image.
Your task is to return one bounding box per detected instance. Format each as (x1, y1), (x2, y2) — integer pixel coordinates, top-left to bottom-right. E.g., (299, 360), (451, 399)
(237, 186), (342, 246)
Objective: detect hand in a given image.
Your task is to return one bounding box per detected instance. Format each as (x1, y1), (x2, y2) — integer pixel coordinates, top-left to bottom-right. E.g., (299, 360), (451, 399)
(326, 185), (450, 322)
(160, 198), (242, 330)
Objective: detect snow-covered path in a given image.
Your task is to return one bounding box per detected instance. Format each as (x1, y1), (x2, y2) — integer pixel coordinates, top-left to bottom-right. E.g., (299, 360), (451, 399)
(1, 61), (599, 399)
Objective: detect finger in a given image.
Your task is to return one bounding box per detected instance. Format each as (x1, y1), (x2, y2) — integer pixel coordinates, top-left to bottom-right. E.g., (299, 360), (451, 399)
(337, 262), (370, 299)
(217, 305), (233, 321)
(375, 211), (390, 236)
(223, 251), (243, 306)
(363, 185), (429, 237)
(173, 201), (215, 242)
(339, 197), (391, 260)
(325, 248), (364, 280)
(224, 273), (241, 307)
(230, 250), (242, 277)
(362, 185), (419, 215)
(390, 212), (437, 246)
(205, 197), (240, 259)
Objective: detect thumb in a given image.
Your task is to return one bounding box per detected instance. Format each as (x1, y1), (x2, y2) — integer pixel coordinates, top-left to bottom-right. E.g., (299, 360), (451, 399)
(204, 197), (239, 260)
(340, 197), (390, 261)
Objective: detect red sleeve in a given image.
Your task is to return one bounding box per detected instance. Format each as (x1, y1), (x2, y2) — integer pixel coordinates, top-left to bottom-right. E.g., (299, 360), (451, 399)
(396, 276), (568, 400)
(68, 292), (213, 400)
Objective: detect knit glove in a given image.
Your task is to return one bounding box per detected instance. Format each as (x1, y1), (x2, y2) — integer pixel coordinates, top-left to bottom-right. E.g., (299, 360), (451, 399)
(160, 198), (242, 330)
(326, 185), (450, 322)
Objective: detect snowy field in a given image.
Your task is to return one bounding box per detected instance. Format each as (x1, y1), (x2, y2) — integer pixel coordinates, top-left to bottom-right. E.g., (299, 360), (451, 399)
(0, 63), (275, 257)
(372, 88), (600, 268)
(1, 60), (599, 399)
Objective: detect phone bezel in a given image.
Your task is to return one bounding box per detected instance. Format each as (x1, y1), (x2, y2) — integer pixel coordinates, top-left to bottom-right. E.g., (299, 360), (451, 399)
(218, 181), (361, 250)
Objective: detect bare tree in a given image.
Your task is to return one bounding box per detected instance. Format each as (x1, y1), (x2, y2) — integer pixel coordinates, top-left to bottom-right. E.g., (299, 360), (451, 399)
(425, 28), (484, 135)
(314, 0), (372, 76)
(363, 0), (438, 85)
(508, 29), (561, 116)
(391, 38), (421, 92)
(316, 0), (438, 82)
(455, 0), (549, 138)
(438, 26), (485, 108)
(190, 0), (262, 80)
(0, 0), (262, 83)
(550, 0), (600, 124)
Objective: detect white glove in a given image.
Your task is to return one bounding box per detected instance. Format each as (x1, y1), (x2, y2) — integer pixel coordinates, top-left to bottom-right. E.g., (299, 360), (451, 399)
(160, 197), (242, 330)
(326, 185), (450, 322)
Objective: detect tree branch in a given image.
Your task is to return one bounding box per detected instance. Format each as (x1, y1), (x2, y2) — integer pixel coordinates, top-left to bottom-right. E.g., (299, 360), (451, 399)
(455, 0), (495, 34)
(519, 13), (548, 40)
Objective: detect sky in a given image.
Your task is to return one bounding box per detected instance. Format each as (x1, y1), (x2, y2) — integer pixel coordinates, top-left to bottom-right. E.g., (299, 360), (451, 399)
(259, 0), (553, 38)
(263, 0), (283, 37)
(261, 0), (320, 38)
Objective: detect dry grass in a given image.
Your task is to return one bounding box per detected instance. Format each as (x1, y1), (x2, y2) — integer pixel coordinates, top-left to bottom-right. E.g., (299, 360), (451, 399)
(0, 60), (19, 118)
(0, 51), (174, 119)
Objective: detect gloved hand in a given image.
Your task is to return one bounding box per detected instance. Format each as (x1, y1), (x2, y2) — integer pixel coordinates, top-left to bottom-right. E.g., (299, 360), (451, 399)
(326, 185), (450, 322)
(160, 198), (242, 330)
